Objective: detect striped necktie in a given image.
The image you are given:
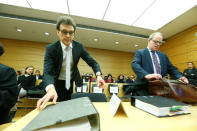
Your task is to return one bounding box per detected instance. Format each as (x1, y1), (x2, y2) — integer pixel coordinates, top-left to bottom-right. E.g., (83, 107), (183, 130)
(151, 51), (161, 74)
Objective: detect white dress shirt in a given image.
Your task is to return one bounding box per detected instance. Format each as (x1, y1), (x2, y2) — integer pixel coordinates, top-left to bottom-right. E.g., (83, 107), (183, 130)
(58, 41), (74, 80)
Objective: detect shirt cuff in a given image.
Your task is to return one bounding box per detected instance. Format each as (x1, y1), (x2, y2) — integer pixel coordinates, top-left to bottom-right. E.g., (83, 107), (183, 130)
(96, 72), (101, 76)
(45, 84), (54, 92)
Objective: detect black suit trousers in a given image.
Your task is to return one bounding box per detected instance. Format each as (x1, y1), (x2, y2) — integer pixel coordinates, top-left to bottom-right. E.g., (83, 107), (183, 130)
(0, 109), (10, 124)
(55, 80), (73, 102)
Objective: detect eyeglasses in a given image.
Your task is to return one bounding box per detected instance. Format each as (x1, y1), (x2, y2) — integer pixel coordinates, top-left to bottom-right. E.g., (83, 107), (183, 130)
(60, 30), (74, 36)
(152, 39), (163, 45)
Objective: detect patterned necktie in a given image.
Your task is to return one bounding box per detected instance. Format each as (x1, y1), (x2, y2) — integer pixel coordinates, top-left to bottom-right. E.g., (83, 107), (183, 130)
(65, 46), (71, 90)
(151, 51), (161, 74)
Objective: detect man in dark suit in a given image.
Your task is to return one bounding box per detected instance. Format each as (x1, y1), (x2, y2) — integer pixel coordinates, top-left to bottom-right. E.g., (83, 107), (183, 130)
(37, 16), (105, 110)
(183, 62), (197, 86)
(0, 44), (18, 124)
(131, 32), (188, 96)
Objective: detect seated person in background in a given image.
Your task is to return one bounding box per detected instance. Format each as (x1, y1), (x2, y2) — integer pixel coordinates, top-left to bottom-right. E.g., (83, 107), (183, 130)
(126, 75), (135, 83)
(0, 43), (18, 124)
(104, 76), (108, 81)
(18, 66), (36, 97)
(16, 70), (21, 80)
(183, 62), (197, 86)
(105, 74), (114, 83)
(34, 70), (43, 80)
(124, 75), (129, 82)
(132, 32), (188, 96)
(21, 68), (25, 75)
(116, 74), (125, 83)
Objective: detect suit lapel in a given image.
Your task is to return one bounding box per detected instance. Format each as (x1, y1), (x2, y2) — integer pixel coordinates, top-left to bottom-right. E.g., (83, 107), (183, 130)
(56, 41), (63, 67)
(72, 41), (77, 65)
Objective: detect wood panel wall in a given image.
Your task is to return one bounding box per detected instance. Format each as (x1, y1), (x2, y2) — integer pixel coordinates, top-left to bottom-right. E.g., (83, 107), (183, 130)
(0, 38), (135, 79)
(160, 25), (197, 72)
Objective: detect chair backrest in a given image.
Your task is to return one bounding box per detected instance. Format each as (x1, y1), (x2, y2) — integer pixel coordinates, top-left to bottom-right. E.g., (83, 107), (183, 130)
(71, 93), (107, 102)
(35, 79), (42, 86)
(108, 84), (119, 95)
(73, 82), (89, 93)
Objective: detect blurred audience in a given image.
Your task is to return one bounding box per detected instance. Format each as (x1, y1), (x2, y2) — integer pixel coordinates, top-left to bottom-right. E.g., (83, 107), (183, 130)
(18, 66), (36, 97)
(105, 74), (114, 83)
(16, 70), (22, 80)
(34, 70), (43, 80)
(126, 75), (135, 83)
(183, 62), (197, 86)
(116, 74), (125, 83)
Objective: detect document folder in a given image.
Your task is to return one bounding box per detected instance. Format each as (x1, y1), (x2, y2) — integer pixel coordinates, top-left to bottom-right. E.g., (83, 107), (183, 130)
(22, 97), (100, 131)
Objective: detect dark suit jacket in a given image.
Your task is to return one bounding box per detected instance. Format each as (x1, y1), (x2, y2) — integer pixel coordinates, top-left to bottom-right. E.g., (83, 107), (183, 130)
(17, 75), (36, 90)
(43, 40), (101, 88)
(132, 48), (182, 84)
(183, 68), (197, 86)
(0, 63), (18, 124)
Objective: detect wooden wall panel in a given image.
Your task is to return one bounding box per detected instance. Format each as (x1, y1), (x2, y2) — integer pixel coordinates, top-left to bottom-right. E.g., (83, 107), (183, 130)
(160, 25), (197, 72)
(0, 39), (46, 73)
(0, 38), (135, 78)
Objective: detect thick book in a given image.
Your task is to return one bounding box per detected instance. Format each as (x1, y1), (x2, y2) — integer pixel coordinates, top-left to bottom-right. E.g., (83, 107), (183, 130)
(22, 97), (100, 131)
(131, 96), (190, 117)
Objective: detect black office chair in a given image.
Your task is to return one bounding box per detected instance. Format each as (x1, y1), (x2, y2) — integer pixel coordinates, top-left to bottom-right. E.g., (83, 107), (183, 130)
(121, 83), (136, 101)
(71, 93), (107, 102)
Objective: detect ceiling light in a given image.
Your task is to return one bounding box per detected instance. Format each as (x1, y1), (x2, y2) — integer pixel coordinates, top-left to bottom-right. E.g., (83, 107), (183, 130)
(115, 41), (119, 45)
(93, 38), (98, 42)
(134, 44), (139, 47)
(45, 32), (49, 36)
(16, 28), (22, 32)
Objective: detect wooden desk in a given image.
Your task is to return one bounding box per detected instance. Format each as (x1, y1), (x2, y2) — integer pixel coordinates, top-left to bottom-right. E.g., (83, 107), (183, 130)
(3, 102), (197, 131)
(94, 102), (197, 131)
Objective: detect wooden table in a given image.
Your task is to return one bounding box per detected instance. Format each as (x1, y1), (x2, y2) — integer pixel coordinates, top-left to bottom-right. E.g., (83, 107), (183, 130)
(94, 102), (197, 131)
(2, 102), (197, 131)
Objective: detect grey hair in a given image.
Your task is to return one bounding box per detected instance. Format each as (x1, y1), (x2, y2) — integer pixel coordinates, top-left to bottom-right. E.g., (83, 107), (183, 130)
(148, 32), (163, 40)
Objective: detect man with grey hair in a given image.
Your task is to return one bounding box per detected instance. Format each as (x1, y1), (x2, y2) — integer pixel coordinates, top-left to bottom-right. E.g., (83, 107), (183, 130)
(0, 43), (18, 124)
(131, 32), (188, 96)
(37, 16), (105, 110)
